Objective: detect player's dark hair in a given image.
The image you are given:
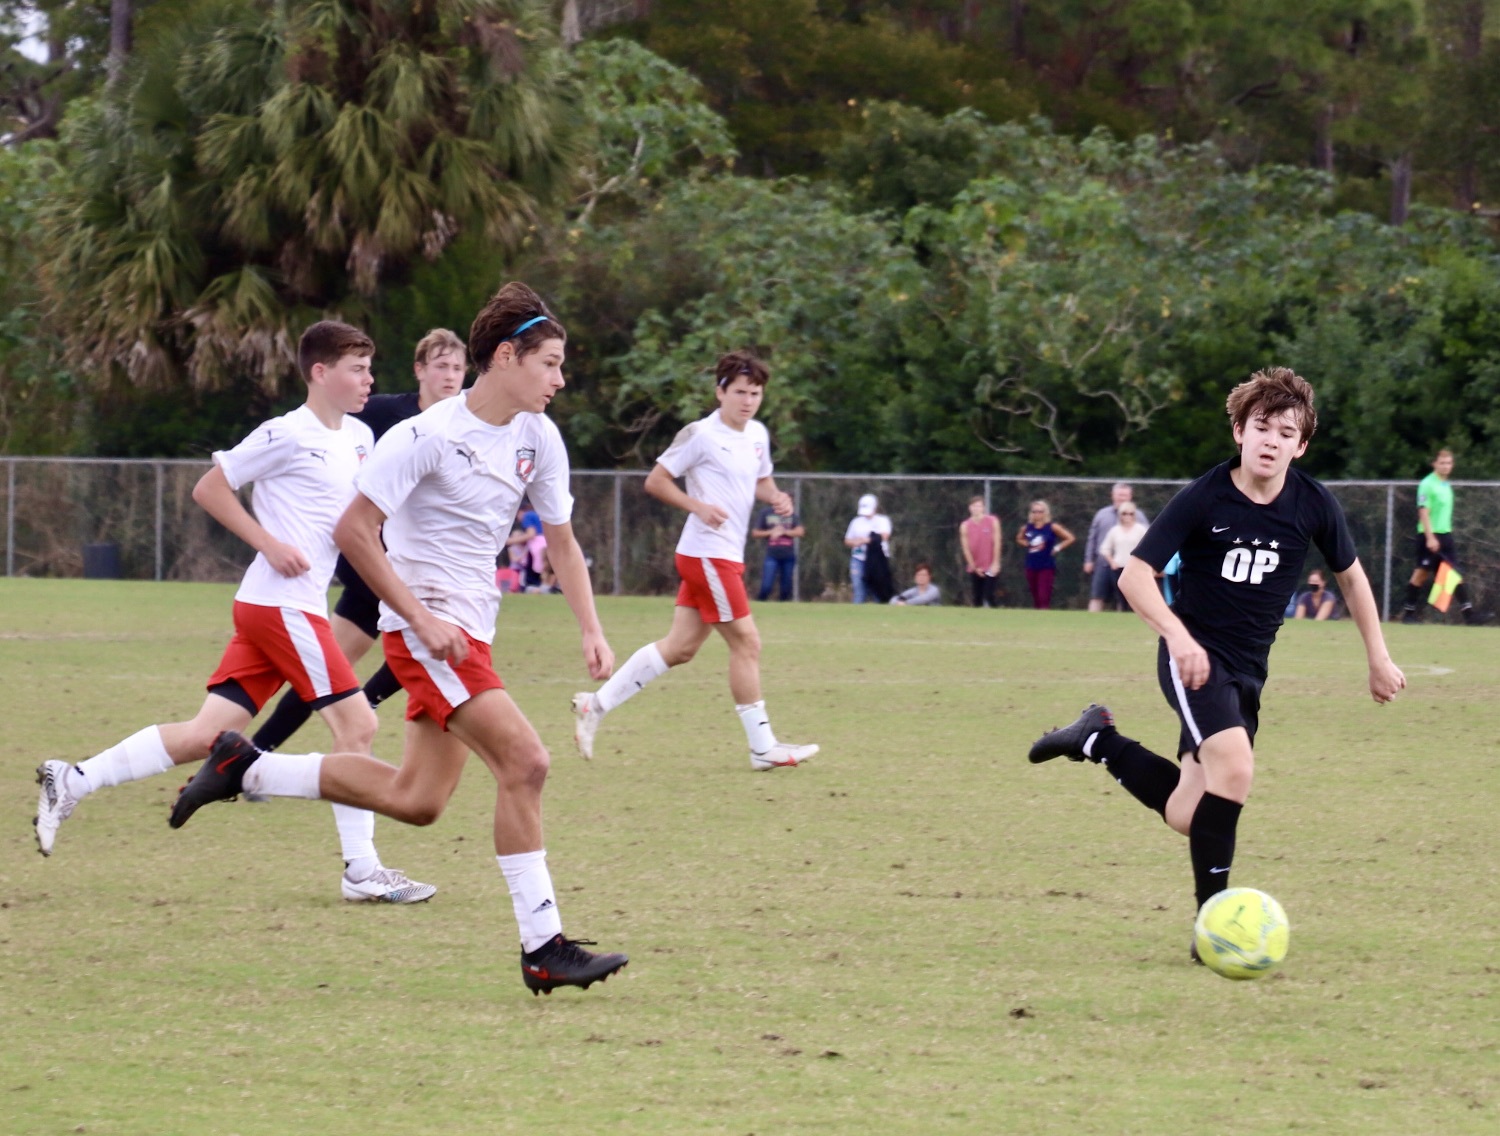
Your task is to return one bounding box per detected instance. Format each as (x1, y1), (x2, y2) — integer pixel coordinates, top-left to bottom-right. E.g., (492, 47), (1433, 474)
(1226, 367), (1317, 443)
(715, 351), (769, 389)
(914, 562), (932, 574)
(469, 282), (565, 374)
(1434, 448), (1453, 462)
(298, 321), (374, 381)
(414, 328), (466, 366)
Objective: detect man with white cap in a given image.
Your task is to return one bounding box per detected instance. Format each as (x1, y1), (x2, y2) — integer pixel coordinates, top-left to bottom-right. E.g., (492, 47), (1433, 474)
(844, 493), (893, 604)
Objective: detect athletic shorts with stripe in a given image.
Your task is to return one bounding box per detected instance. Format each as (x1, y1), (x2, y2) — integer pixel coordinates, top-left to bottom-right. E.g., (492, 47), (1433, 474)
(675, 553), (751, 624)
(206, 601), (361, 713)
(1155, 639), (1264, 761)
(382, 626), (504, 731)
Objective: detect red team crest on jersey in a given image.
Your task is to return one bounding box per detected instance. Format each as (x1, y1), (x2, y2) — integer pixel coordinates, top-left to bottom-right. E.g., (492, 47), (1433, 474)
(356, 444), (368, 463)
(754, 442), (765, 462)
(515, 447), (536, 481)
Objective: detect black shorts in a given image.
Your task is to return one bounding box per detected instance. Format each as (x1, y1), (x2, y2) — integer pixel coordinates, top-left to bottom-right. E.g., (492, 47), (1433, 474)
(1413, 532), (1457, 572)
(333, 553), (382, 639)
(1156, 640), (1264, 759)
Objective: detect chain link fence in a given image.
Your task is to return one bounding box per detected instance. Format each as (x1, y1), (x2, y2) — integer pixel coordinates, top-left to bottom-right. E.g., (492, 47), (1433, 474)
(4, 458), (1498, 620)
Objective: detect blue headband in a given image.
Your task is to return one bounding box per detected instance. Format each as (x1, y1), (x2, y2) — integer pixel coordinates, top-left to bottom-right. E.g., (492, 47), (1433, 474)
(504, 315), (550, 341)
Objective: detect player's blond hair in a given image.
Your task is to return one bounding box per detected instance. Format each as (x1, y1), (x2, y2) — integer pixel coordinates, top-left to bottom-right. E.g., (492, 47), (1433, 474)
(1226, 367), (1317, 443)
(414, 328), (465, 366)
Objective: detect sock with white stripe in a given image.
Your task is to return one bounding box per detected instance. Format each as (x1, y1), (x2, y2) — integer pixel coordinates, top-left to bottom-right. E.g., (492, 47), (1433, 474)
(497, 850), (562, 952)
(71, 725), (175, 798)
(1189, 792), (1243, 909)
(736, 700), (777, 755)
(593, 642), (670, 714)
(332, 804), (379, 879)
(241, 752), (324, 800)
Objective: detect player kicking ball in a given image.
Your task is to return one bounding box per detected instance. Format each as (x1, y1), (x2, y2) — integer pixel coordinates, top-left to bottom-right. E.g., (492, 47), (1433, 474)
(33, 322), (434, 904)
(167, 283), (628, 995)
(1027, 368), (1405, 962)
(572, 352), (817, 771)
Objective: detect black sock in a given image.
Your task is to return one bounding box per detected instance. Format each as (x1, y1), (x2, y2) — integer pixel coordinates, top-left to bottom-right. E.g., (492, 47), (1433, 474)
(1454, 582), (1473, 613)
(251, 687), (314, 752)
(1091, 730), (1180, 817)
(1403, 583), (1422, 611)
(364, 663), (402, 709)
(1189, 791), (1243, 909)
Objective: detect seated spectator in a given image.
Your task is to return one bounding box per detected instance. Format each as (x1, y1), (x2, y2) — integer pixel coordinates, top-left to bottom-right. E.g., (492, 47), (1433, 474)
(1293, 569), (1341, 620)
(890, 563), (941, 606)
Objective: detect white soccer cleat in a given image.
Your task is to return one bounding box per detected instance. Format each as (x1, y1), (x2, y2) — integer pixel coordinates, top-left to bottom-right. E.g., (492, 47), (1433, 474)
(571, 692), (603, 760)
(34, 760), (79, 857)
(341, 866), (437, 904)
(751, 743), (818, 772)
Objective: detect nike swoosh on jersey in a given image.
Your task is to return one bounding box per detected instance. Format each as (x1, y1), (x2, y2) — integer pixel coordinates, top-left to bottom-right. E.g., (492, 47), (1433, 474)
(1212, 525), (1229, 533)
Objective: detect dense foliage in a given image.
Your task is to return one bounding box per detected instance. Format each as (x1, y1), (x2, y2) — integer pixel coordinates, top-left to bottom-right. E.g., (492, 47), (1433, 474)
(4, 0), (1500, 477)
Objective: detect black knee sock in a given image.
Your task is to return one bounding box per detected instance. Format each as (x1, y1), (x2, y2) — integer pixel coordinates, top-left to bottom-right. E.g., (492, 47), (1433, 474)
(364, 663), (402, 709)
(1454, 582), (1473, 613)
(252, 687), (315, 752)
(1403, 582), (1422, 611)
(1189, 791), (1243, 909)
(1090, 730), (1180, 817)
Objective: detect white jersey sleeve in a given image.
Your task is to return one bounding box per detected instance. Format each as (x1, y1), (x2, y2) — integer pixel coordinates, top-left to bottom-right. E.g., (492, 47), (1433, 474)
(214, 418), (301, 491)
(657, 422), (704, 478)
(357, 418), (446, 521)
(525, 416), (574, 526)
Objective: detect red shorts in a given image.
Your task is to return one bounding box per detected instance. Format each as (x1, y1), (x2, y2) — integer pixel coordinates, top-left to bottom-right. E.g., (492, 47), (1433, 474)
(382, 626), (504, 731)
(206, 601), (360, 712)
(675, 553), (751, 624)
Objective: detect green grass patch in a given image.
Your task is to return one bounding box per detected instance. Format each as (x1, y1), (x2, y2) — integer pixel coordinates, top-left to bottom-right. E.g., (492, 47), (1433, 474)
(2, 579), (1497, 1133)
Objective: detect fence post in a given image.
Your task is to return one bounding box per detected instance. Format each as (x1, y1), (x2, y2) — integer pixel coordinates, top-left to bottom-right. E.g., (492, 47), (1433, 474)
(612, 471), (623, 597)
(5, 459), (13, 578)
(1382, 483), (1394, 623)
(154, 462), (164, 582)
(792, 477), (803, 602)
(983, 477), (992, 516)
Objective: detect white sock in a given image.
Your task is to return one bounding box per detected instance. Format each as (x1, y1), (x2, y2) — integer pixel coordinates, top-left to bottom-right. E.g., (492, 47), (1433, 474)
(1083, 731), (1100, 758)
(593, 642), (669, 714)
(498, 850), (562, 953)
(72, 726), (174, 797)
(333, 804), (378, 878)
(241, 752), (324, 800)
(736, 700), (777, 755)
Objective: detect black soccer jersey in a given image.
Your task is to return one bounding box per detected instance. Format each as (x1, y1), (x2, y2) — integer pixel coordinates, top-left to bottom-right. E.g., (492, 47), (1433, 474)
(353, 392), (423, 442)
(1132, 457), (1356, 678)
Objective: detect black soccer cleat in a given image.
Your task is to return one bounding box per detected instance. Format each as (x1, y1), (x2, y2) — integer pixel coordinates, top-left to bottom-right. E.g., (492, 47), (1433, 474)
(1028, 703), (1114, 764)
(520, 934), (628, 996)
(1463, 609), (1493, 626)
(1400, 610), (1421, 625)
(168, 730), (262, 829)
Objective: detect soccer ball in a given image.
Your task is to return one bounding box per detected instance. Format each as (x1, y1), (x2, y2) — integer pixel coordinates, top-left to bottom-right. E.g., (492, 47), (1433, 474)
(1193, 888), (1290, 980)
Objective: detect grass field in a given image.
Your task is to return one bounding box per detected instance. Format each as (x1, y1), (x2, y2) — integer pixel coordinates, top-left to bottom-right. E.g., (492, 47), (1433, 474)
(3, 578), (1498, 1135)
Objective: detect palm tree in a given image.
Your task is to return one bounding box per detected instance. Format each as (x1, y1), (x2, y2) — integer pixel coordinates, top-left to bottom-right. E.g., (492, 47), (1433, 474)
(42, 0), (584, 395)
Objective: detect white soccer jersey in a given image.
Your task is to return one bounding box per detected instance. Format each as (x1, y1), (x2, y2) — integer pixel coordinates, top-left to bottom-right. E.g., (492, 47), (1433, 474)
(356, 394), (573, 644)
(213, 404), (374, 618)
(658, 411), (773, 563)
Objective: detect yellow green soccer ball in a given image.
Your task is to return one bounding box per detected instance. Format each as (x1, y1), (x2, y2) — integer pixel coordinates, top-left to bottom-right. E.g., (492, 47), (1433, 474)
(1193, 888), (1290, 980)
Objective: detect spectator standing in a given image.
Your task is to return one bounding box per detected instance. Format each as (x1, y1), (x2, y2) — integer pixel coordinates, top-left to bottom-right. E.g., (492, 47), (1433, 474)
(844, 493), (893, 604)
(1100, 503), (1149, 612)
(752, 501), (804, 601)
(959, 496), (1001, 607)
(1294, 569), (1341, 620)
(1016, 500), (1075, 610)
(1084, 483), (1148, 612)
(890, 564), (941, 606)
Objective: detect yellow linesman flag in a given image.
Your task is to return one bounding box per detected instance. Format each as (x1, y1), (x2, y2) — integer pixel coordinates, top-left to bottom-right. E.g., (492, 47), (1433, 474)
(1429, 561), (1463, 612)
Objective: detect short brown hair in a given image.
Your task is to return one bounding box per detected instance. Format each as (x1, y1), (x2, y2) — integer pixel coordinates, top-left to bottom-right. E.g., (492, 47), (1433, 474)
(1434, 448), (1454, 461)
(414, 328), (466, 366)
(1226, 367), (1317, 443)
(298, 320), (373, 381)
(469, 282), (565, 374)
(715, 351), (769, 389)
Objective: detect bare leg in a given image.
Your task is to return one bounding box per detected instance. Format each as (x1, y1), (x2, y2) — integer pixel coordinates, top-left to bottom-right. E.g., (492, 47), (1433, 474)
(1164, 727), (1253, 835)
(714, 616), (763, 704)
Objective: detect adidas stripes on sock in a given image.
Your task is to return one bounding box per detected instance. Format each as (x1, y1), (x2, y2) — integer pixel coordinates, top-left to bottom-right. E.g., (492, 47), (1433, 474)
(498, 850), (562, 953)
(73, 725), (175, 797)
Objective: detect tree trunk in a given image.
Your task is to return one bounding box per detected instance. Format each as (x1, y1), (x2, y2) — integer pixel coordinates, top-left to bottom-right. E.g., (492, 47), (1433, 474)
(107, 0), (132, 86)
(1389, 154), (1412, 227)
(1460, 1), (1484, 59)
(1010, 0), (1026, 61)
(1313, 105), (1334, 175)
(561, 0), (581, 46)
(963, 1), (982, 39)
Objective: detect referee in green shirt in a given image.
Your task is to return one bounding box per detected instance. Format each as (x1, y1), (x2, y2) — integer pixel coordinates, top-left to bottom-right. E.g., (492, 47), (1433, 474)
(1401, 449), (1486, 624)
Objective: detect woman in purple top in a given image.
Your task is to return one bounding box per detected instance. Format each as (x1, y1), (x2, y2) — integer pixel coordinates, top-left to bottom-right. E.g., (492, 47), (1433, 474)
(1016, 499), (1075, 609)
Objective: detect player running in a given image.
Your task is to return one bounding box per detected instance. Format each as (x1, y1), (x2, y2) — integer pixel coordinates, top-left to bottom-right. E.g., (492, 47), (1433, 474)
(250, 328), (468, 755)
(167, 283), (629, 995)
(1026, 367), (1405, 962)
(571, 352), (817, 771)
(33, 322), (435, 904)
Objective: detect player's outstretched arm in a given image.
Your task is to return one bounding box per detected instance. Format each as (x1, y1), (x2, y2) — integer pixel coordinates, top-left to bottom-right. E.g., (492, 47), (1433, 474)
(1333, 559), (1406, 704)
(645, 462), (728, 529)
(540, 520), (614, 681)
(1119, 556), (1210, 689)
(334, 493), (469, 663)
(192, 465), (310, 577)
